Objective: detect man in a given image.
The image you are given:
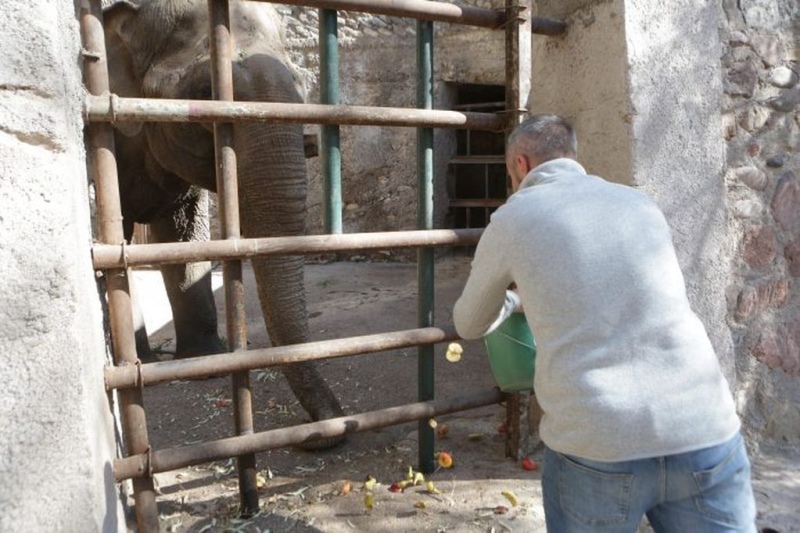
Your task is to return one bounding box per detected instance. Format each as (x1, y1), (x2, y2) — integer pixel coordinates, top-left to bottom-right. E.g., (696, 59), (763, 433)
(453, 114), (756, 531)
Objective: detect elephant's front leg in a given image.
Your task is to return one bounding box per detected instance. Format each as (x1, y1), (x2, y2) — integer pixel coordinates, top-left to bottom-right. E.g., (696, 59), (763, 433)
(149, 187), (225, 358)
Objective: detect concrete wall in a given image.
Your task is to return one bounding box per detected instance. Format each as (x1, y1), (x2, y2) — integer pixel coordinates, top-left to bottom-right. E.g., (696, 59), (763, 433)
(0, 1), (125, 531)
(625, 0), (735, 380)
(531, 0), (632, 185)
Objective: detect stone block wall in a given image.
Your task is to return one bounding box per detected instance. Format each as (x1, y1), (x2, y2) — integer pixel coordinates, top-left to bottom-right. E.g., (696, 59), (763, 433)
(721, 0), (800, 444)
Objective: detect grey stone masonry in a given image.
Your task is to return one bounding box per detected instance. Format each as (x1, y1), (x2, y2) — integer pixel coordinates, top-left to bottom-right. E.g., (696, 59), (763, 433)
(722, 0), (800, 441)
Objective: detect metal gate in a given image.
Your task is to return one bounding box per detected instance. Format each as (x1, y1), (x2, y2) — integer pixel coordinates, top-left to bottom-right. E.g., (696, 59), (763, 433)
(79, 0), (565, 530)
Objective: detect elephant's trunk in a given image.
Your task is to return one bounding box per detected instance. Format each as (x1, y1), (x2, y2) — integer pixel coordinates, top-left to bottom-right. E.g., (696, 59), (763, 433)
(235, 111), (345, 449)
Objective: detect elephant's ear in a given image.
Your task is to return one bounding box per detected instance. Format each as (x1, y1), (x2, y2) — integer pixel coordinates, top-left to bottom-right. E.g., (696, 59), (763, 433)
(103, 1), (143, 137)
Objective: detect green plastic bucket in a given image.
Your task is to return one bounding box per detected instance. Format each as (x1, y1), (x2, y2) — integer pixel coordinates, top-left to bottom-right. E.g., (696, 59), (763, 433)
(483, 313), (536, 392)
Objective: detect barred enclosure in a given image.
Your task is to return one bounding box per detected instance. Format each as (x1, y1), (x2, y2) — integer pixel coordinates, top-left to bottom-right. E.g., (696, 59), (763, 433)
(79, 0), (565, 530)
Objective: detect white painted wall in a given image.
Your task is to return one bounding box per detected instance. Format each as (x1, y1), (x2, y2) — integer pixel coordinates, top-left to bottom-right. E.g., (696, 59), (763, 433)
(0, 1), (125, 531)
(531, 0), (633, 186)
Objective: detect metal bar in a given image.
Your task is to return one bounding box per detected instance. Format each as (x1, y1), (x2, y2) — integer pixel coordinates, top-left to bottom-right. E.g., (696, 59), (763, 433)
(106, 326), (459, 390)
(416, 18), (436, 475)
(320, 9), (343, 234)
(250, 0), (566, 34)
(92, 228), (483, 269)
(503, 0), (532, 461)
(85, 95), (504, 131)
(261, 0), (503, 27)
(79, 1), (159, 530)
(114, 387), (505, 481)
(448, 199), (505, 208)
(208, 0), (258, 515)
(531, 17), (567, 36)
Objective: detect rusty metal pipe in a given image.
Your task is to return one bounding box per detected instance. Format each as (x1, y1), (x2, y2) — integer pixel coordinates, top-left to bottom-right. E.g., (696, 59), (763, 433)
(208, 0), (259, 515)
(264, 0), (503, 27)
(114, 387), (504, 481)
(531, 17), (567, 36)
(80, 0), (159, 530)
(503, 0), (532, 461)
(93, 228), (483, 269)
(85, 96), (505, 131)
(106, 325), (459, 390)
(250, 0), (566, 34)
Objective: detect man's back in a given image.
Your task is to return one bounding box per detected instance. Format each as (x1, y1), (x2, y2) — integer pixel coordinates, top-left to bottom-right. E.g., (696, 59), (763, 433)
(454, 158), (740, 462)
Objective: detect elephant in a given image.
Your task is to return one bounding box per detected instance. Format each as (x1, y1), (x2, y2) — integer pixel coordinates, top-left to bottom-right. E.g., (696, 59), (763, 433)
(102, 0), (345, 447)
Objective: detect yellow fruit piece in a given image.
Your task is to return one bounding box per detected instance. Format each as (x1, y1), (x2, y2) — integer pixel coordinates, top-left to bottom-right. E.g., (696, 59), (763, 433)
(364, 492), (374, 510)
(405, 466), (415, 481)
(425, 480), (441, 494)
(445, 342), (463, 362)
(413, 471), (425, 486)
(501, 489), (519, 507)
(256, 473), (267, 489)
(428, 418), (438, 428)
(363, 476), (377, 491)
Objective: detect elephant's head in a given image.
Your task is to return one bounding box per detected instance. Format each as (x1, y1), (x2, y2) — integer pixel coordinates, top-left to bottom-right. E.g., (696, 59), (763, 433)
(104, 0), (345, 448)
(104, 0), (308, 188)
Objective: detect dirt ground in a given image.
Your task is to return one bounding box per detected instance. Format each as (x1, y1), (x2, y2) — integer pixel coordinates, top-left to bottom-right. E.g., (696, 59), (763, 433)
(128, 255), (799, 533)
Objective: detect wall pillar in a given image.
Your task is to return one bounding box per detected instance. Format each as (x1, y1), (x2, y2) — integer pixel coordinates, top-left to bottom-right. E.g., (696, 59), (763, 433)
(0, 1), (125, 530)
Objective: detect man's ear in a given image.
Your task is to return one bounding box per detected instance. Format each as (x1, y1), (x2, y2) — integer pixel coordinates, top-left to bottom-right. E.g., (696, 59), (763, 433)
(515, 154), (530, 175)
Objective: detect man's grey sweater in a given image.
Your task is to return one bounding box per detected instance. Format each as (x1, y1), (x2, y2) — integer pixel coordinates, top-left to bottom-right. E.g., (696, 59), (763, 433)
(453, 158), (740, 462)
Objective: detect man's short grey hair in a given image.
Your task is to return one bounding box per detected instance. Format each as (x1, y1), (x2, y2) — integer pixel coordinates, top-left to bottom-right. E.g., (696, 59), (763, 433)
(507, 114), (578, 163)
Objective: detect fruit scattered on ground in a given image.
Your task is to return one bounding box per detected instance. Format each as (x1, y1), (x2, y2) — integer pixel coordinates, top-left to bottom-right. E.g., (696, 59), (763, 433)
(501, 489), (519, 506)
(522, 457), (539, 471)
(437, 451), (454, 469)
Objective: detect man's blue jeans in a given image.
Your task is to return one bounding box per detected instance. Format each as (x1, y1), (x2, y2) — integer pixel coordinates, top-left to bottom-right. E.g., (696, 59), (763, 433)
(542, 433), (756, 532)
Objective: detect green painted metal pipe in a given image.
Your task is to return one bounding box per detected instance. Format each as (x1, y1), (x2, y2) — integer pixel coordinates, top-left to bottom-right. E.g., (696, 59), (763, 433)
(320, 9), (342, 234)
(416, 18), (435, 475)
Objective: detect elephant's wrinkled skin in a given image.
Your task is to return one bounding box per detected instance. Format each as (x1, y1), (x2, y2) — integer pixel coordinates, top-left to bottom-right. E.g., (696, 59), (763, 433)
(104, 0), (344, 447)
